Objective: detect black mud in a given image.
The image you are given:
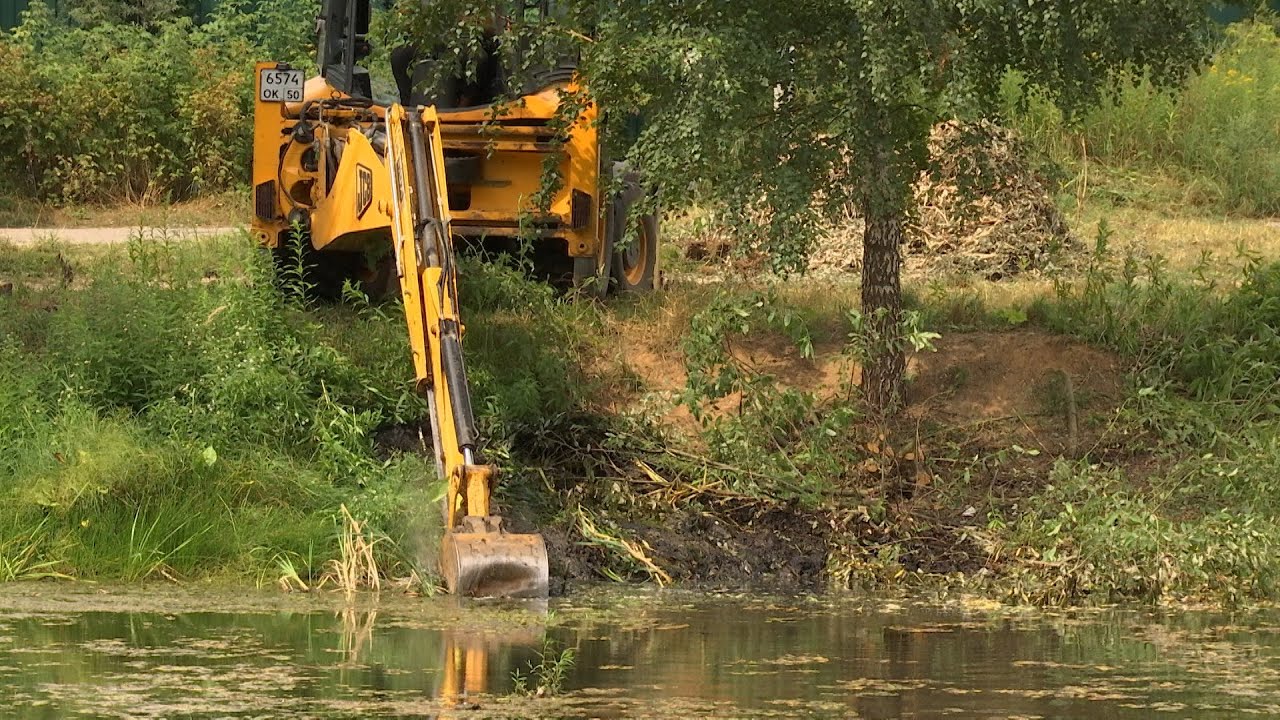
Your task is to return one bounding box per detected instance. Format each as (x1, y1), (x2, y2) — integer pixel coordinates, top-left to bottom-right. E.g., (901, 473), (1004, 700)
(540, 504), (830, 596)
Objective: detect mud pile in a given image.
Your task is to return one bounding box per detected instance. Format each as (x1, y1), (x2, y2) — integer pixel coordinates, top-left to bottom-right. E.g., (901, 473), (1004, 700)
(806, 121), (1076, 280)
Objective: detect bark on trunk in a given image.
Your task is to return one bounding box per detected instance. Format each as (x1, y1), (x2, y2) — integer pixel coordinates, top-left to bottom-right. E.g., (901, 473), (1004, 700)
(861, 208), (905, 413)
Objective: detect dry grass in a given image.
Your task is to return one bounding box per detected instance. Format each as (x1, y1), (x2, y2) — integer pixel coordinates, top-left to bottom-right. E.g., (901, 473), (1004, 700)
(576, 508), (672, 586)
(323, 505), (382, 596)
(0, 192), (247, 229)
(1072, 207), (1280, 278)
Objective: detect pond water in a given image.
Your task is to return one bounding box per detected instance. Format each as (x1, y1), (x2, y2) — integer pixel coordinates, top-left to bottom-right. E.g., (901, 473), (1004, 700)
(1, 583), (1278, 718)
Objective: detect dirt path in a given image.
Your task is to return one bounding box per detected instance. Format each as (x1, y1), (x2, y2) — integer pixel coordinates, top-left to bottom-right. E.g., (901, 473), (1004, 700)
(0, 226), (241, 245)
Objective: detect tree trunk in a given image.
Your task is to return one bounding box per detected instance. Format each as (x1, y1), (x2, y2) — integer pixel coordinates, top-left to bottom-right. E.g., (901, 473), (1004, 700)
(861, 208), (905, 413)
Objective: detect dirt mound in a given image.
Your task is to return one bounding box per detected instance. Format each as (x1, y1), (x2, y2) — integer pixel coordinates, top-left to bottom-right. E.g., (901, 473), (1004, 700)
(907, 330), (1124, 458)
(608, 323), (1122, 453)
(910, 330), (1121, 419)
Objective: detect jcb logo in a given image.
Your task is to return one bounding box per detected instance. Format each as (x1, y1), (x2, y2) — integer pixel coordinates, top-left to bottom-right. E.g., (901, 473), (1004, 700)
(356, 164), (373, 219)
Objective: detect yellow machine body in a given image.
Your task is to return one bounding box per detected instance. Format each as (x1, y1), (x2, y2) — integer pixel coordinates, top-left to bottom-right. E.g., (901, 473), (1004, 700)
(250, 71), (605, 269)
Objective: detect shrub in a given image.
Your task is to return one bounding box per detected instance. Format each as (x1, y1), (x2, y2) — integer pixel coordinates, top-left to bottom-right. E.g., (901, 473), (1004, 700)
(0, 0), (314, 203)
(1005, 228), (1280, 604)
(1008, 461), (1280, 605)
(680, 288), (863, 501)
(0, 233), (432, 580)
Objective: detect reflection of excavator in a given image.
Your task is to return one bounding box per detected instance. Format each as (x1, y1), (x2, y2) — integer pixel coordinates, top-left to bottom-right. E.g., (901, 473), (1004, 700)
(249, 0), (658, 598)
(435, 625), (546, 711)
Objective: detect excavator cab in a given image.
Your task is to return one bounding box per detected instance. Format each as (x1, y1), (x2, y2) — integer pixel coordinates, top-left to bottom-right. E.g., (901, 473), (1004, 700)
(248, 0), (658, 597)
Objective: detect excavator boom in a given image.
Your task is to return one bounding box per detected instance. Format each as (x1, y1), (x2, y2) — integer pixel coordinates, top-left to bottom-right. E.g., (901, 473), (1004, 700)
(385, 104), (549, 598)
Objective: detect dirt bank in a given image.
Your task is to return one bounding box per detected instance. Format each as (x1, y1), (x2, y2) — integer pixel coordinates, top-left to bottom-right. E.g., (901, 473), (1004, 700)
(443, 325), (1132, 595)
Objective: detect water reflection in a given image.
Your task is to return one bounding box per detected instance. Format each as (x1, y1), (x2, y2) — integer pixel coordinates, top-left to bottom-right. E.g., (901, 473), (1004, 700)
(437, 625), (544, 713)
(0, 585), (1278, 718)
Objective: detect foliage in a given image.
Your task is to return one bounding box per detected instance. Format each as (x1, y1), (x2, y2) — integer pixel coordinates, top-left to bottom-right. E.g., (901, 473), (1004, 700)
(401, 0), (1212, 264)
(1000, 228), (1280, 604)
(0, 234), (428, 580)
(454, 256), (592, 449)
(68, 0), (196, 29)
(680, 288), (862, 501)
(511, 637), (575, 697)
(0, 0), (314, 203)
(1046, 222), (1280, 410)
(1007, 20), (1280, 215)
(1005, 461), (1280, 605)
(0, 233), (590, 582)
(575, 508), (671, 585)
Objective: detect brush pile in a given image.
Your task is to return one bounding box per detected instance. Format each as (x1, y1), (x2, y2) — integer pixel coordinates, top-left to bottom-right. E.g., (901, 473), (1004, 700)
(807, 121), (1076, 280)
(679, 121), (1077, 282)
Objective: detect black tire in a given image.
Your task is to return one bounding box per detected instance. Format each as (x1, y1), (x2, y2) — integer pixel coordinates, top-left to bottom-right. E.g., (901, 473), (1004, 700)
(272, 233), (397, 303)
(353, 251), (398, 301)
(609, 162), (659, 294)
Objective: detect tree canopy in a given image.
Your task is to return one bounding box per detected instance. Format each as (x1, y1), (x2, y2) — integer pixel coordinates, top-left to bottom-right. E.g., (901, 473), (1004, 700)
(399, 0), (1215, 409)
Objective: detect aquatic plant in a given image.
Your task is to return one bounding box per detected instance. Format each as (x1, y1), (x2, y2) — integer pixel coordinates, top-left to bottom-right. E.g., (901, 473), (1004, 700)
(511, 637), (575, 698)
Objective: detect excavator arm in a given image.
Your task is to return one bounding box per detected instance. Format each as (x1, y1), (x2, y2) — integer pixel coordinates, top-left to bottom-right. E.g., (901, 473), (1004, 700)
(385, 105), (550, 598)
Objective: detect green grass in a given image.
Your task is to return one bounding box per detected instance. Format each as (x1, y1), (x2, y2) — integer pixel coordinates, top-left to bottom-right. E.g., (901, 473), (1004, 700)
(1006, 20), (1280, 217)
(0, 232), (589, 584)
(990, 227), (1280, 604)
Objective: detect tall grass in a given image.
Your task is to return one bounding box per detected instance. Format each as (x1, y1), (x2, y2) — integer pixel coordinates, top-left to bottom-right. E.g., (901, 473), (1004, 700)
(0, 233), (425, 582)
(1006, 20), (1280, 216)
(0, 233), (591, 583)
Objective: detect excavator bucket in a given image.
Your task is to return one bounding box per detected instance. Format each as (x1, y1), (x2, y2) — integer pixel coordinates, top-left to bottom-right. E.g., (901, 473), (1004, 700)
(440, 517), (549, 598)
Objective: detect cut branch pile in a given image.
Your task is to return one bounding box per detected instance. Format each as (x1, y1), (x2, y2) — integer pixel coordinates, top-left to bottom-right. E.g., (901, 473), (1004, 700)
(807, 121), (1076, 280)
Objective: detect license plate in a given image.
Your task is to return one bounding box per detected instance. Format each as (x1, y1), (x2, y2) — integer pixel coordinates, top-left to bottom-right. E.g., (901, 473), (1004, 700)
(259, 68), (304, 103)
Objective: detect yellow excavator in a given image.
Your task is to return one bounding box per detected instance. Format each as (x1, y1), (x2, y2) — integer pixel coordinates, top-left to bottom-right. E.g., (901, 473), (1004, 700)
(249, 0), (658, 598)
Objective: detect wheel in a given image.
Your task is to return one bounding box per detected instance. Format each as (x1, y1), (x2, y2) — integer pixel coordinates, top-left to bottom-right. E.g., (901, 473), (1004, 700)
(609, 162), (659, 294)
(271, 232), (397, 302)
(612, 211), (658, 293)
(353, 250), (398, 301)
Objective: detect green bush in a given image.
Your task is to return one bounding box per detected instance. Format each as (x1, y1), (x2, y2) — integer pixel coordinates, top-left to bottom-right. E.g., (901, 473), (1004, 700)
(0, 0), (313, 203)
(1044, 226), (1280, 409)
(0, 233), (431, 580)
(679, 288), (863, 502)
(1004, 229), (1280, 604)
(1007, 20), (1280, 215)
(1008, 461), (1280, 605)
